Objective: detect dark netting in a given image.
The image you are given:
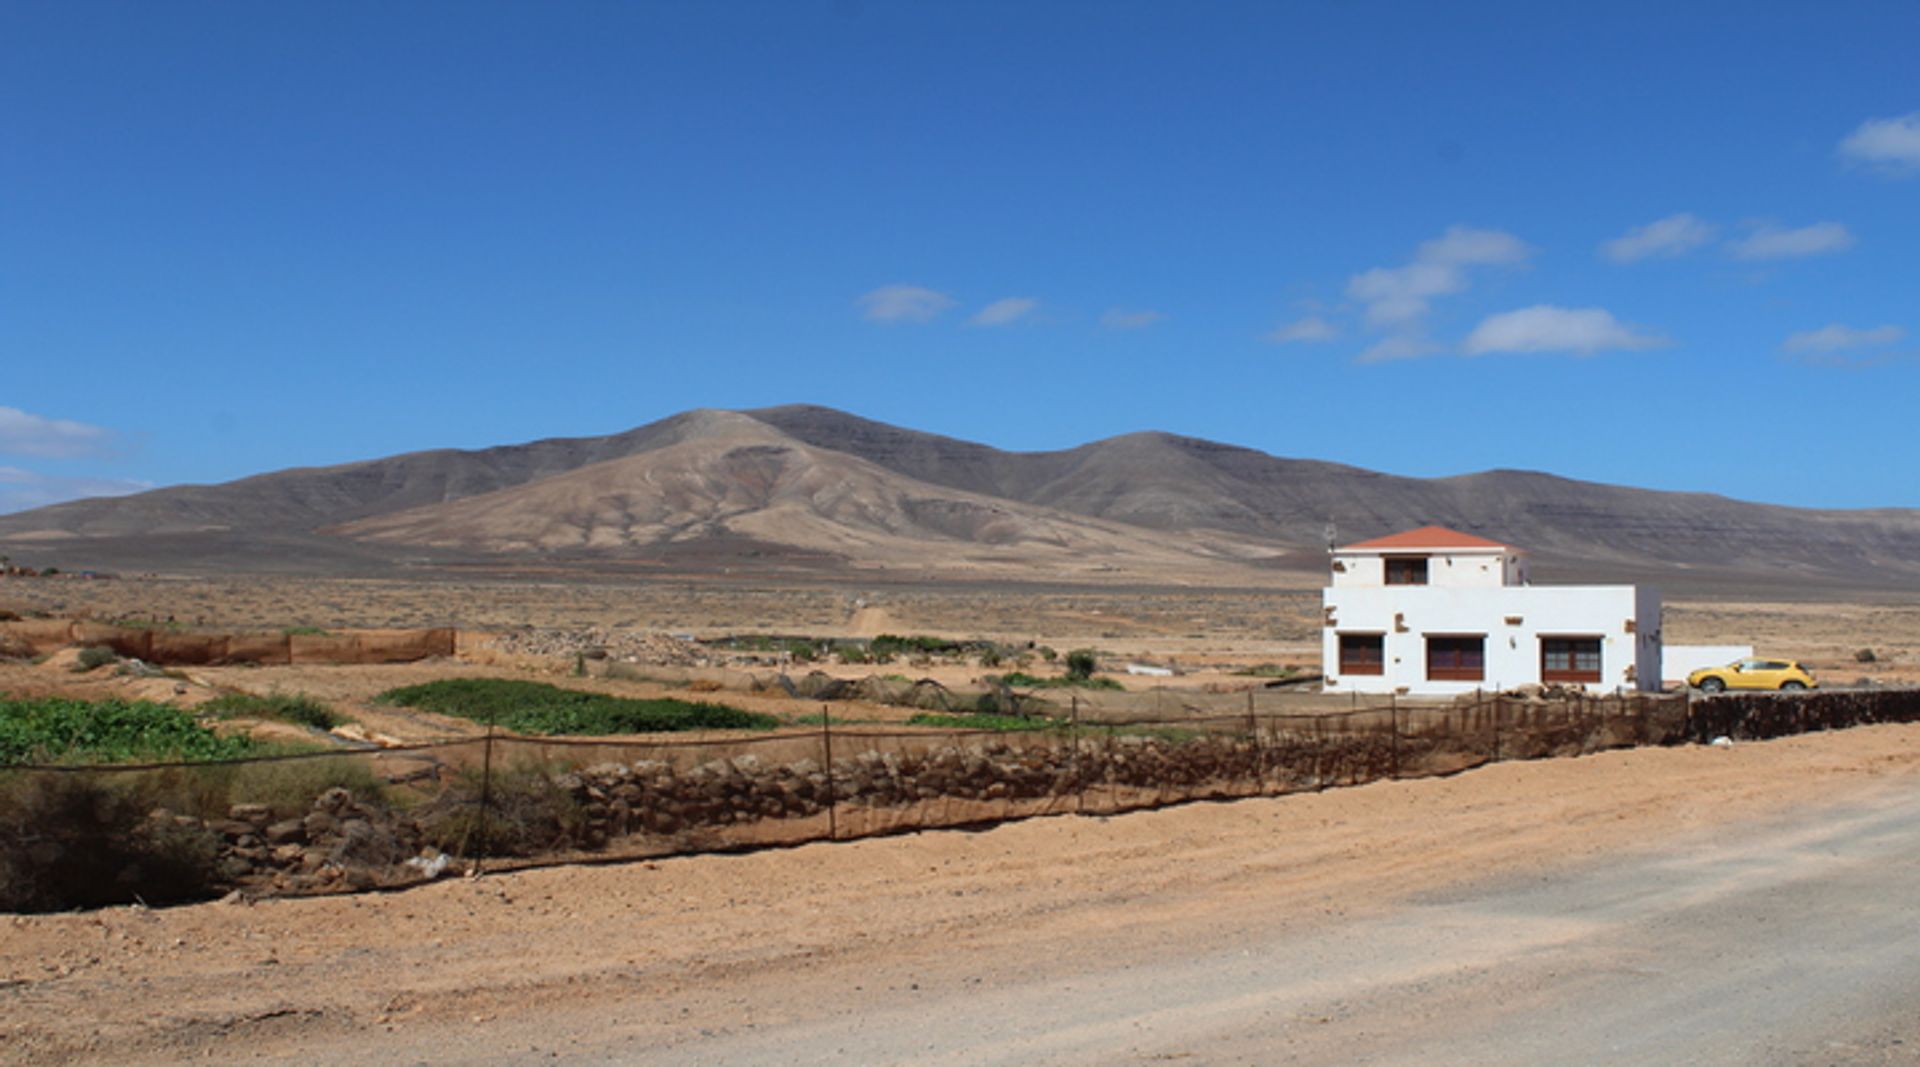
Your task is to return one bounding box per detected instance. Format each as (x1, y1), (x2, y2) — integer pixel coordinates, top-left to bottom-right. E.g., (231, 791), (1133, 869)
(39, 688), (1910, 912)
(0, 743), (475, 911)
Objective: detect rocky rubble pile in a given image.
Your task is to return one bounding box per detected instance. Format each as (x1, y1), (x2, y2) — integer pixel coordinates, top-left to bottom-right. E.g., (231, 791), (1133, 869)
(478, 628), (716, 666)
(151, 786), (445, 895)
(548, 731), (1401, 838)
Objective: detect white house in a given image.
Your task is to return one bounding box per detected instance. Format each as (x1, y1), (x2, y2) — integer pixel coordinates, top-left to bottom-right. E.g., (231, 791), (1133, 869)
(1321, 525), (1661, 696)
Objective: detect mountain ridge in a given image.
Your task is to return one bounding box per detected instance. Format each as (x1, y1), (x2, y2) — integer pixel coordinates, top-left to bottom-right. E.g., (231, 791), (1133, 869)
(3, 405), (1918, 594)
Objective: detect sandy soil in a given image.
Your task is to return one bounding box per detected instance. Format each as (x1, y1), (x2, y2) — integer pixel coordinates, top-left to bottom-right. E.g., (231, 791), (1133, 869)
(3, 723), (1918, 1065)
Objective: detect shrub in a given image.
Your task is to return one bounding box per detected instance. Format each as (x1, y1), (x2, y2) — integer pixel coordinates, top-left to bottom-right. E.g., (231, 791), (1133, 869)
(418, 765), (588, 857)
(1064, 649), (1098, 681)
(375, 678), (778, 735)
(0, 772), (220, 911)
(870, 634), (959, 659)
(906, 712), (1056, 732)
(1856, 648), (1878, 663)
(997, 670), (1123, 692)
(834, 642), (873, 665)
(202, 692), (342, 730)
(0, 698), (256, 766)
(73, 645), (118, 672)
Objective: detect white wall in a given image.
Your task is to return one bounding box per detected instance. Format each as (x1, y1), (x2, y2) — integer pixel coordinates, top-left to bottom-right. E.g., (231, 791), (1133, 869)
(1328, 549), (1516, 589)
(1322, 584), (1661, 695)
(1663, 645), (1753, 685)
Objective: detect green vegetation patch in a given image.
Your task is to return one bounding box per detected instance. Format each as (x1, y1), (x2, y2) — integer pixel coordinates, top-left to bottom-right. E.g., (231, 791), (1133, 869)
(906, 712), (1059, 732)
(0, 698), (256, 766)
(375, 678), (778, 735)
(202, 692), (343, 730)
(996, 671), (1125, 691)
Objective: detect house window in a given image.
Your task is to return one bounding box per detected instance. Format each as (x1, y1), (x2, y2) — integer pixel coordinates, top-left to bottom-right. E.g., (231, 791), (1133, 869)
(1427, 635), (1484, 682)
(1384, 555), (1429, 585)
(1541, 637), (1602, 683)
(1339, 633), (1385, 675)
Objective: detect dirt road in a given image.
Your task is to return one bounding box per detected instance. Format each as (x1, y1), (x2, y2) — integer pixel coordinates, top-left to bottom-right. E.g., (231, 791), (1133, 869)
(5, 725), (1919, 1065)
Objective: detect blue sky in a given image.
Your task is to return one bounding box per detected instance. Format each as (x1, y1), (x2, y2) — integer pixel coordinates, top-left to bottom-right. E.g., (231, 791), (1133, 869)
(4, 1), (1918, 514)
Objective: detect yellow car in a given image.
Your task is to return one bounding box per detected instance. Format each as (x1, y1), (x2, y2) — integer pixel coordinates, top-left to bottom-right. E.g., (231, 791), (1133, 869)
(1688, 657), (1817, 693)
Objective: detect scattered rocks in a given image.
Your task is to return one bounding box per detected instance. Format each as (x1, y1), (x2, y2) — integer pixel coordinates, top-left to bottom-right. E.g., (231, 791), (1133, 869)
(477, 629), (713, 666)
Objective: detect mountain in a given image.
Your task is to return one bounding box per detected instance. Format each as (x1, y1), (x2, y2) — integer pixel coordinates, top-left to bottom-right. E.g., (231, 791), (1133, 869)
(3, 404), (1919, 594)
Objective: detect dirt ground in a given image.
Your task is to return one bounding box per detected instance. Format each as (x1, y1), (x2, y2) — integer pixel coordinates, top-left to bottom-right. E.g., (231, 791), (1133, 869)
(5, 575), (1918, 719)
(5, 574), (1920, 1062)
(2, 722), (1917, 1065)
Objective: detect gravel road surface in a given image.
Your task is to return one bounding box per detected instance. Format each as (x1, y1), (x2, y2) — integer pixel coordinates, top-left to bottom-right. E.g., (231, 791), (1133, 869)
(5, 725), (1918, 1066)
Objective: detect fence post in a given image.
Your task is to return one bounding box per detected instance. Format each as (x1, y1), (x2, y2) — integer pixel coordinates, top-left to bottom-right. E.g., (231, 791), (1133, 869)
(474, 716), (496, 872)
(820, 703), (837, 841)
(1491, 693), (1502, 763)
(1248, 688), (1263, 795)
(1314, 715), (1328, 791)
(1389, 692), (1400, 780)
(1071, 693), (1084, 815)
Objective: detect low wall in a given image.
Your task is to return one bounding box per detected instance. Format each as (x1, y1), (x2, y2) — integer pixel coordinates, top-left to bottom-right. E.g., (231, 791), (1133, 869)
(0, 621), (456, 666)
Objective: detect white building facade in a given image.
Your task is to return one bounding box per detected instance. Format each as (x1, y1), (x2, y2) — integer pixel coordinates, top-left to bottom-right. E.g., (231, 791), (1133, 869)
(1321, 526), (1662, 696)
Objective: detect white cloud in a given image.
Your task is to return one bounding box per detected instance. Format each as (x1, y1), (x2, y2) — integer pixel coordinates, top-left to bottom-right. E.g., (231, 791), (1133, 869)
(1264, 317), (1340, 344)
(1345, 225), (1530, 328)
(0, 406), (116, 459)
(1726, 222), (1856, 261)
(1781, 323), (1906, 354)
(856, 284), (956, 323)
(1462, 306), (1667, 356)
(969, 297), (1038, 327)
(1347, 261), (1467, 327)
(1839, 112), (1920, 175)
(0, 466), (149, 515)
(1415, 226), (1531, 267)
(1601, 213), (1716, 263)
(1356, 335), (1441, 363)
(1099, 308), (1164, 330)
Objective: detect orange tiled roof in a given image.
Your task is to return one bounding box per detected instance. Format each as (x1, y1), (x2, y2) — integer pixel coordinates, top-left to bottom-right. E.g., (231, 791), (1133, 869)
(1339, 525), (1515, 552)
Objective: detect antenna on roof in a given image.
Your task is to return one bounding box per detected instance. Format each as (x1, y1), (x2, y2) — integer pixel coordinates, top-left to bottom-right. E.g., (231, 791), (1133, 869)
(1324, 522), (1337, 555)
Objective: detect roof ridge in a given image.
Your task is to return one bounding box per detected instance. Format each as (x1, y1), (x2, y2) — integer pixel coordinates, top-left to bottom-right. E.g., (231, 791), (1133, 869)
(1339, 524), (1516, 551)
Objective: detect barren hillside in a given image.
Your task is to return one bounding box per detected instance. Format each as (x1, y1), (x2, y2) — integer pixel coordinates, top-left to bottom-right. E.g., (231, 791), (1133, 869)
(3, 404), (1919, 594)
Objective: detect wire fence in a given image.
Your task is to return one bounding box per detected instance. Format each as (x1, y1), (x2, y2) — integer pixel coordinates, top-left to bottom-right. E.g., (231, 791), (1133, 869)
(6, 686), (1919, 911)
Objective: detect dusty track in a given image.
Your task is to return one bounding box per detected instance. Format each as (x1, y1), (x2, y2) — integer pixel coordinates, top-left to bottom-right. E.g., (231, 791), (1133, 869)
(4, 725), (1919, 1065)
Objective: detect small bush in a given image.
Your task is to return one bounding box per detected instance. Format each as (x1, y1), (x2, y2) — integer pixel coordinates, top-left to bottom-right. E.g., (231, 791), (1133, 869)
(997, 671), (1124, 692)
(0, 773), (220, 911)
(833, 642), (873, 665)
(202, 692), (342, 730)
(1064, 649), (1098, 681)
(375, 678), (778, 735)
(870, 634), (960, 659)
(73, 645), (119, 672)
(419, 765), (588, 857)
(1855, 648), (1878, 663)
(906, 712), (1056, 732)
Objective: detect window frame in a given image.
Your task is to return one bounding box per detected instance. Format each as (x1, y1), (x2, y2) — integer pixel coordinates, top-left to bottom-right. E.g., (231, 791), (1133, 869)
(1383, 555), (1430, 586)
(1338, 632), (1386, 676)
(1540, 635), (1603, 684)
(1426, 634), (1485, 682)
